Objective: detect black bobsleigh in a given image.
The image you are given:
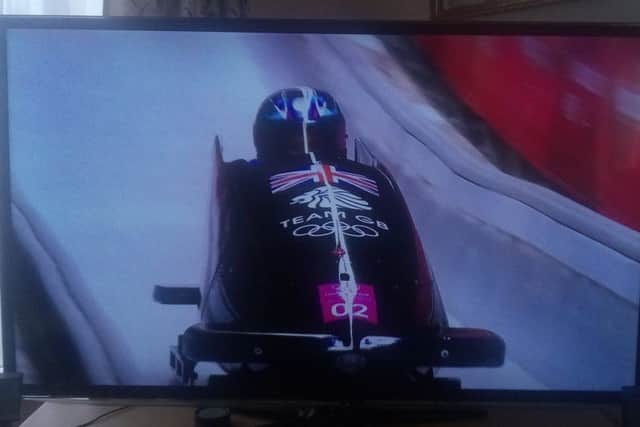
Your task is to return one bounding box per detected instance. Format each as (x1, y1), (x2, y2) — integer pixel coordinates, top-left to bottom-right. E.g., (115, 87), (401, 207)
(153, 88), (505, 387)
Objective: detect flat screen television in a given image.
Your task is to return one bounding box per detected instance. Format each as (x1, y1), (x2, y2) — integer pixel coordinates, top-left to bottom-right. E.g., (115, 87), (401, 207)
(0, 17), (638, 404)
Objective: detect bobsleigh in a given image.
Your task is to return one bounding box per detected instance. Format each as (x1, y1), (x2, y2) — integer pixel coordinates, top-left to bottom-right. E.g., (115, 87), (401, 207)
(154, 136), (505, 387)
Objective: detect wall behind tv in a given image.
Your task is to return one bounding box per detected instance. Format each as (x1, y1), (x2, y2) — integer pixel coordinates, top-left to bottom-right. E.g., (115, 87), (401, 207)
(479, 0), (640, 21)
(4, 0), (640, 22)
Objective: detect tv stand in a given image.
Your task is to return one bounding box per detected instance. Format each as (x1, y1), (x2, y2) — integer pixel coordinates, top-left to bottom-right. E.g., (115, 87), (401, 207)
(20, 400), (622, 427)
(228, 403), (487, 427)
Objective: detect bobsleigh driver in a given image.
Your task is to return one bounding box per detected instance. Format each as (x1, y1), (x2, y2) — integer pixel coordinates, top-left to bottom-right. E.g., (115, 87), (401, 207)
(154, 87), (505, 387)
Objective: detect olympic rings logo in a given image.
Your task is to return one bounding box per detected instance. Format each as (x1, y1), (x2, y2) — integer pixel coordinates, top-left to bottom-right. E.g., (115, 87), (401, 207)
(292, 221), (380, 238)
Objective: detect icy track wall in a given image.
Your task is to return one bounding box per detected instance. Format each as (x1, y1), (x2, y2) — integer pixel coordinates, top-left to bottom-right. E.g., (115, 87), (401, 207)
(318, 34), (640, 389)
(324, 34), (640, 305)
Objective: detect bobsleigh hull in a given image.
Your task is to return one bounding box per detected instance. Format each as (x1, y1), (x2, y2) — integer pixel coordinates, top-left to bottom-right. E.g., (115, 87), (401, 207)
(203, 156), (445, 340)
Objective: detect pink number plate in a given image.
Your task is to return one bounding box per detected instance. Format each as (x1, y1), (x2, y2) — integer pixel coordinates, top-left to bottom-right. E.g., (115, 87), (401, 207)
(317, 283), (378, 325)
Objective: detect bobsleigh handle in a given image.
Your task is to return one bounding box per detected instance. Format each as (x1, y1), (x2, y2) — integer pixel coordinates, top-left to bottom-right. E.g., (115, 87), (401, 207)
(153, 285), (201, 306)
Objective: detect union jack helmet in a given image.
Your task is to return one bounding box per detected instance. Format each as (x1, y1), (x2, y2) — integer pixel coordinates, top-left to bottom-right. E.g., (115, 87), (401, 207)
(253, 87), (347, 161)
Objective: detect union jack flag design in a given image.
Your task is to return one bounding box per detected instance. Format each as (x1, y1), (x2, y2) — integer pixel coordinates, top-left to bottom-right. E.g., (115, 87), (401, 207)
(270, 164), (379, 196)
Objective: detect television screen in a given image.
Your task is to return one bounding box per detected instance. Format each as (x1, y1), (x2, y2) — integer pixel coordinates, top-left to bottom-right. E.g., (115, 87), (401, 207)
(3, 23), (639, 397)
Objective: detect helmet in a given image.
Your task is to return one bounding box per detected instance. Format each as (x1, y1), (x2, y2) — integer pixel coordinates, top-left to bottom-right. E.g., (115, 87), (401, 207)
(253, 87), (347, 161)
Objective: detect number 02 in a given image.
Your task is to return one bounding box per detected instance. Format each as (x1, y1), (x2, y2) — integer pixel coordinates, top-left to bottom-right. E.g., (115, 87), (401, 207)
(330, 303), (368, 319)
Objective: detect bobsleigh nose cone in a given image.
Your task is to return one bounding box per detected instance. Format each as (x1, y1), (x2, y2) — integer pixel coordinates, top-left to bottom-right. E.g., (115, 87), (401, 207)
(335, 352), (367, 375)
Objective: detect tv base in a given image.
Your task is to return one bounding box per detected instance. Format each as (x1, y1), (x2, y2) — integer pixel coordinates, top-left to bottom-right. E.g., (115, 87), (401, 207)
(202, 372), (463, 401)
(622, 386), (639, 427)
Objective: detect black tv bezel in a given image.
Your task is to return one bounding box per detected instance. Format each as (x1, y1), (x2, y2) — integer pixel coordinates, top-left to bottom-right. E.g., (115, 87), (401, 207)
(0, 16), (638, 403)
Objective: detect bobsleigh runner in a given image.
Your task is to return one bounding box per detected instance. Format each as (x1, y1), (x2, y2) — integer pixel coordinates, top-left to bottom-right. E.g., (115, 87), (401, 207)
(153, 88), (505, 389)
